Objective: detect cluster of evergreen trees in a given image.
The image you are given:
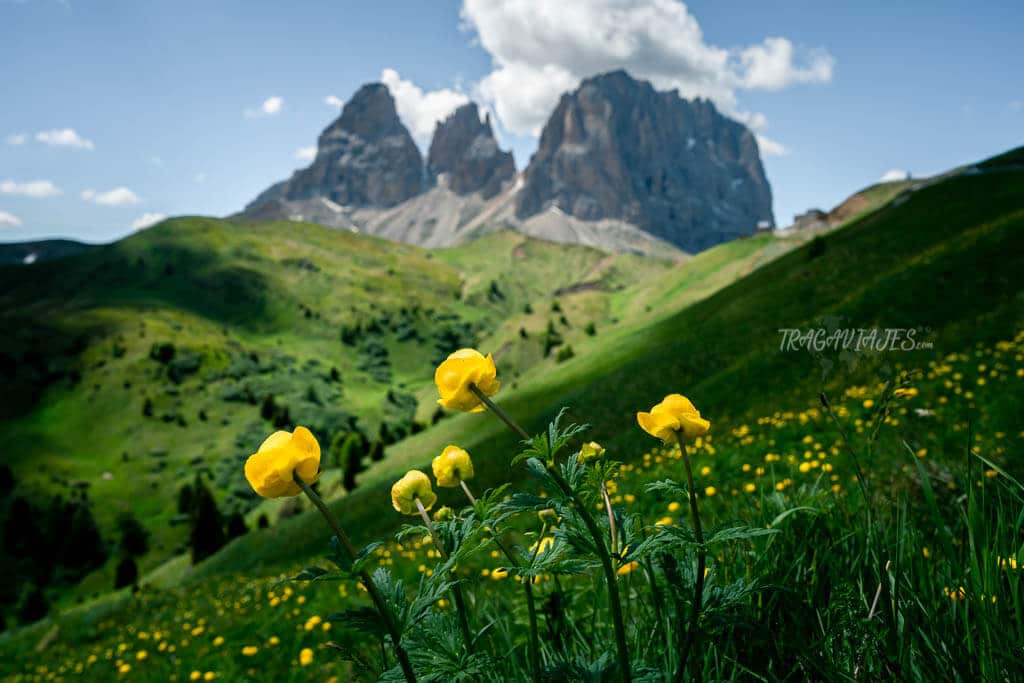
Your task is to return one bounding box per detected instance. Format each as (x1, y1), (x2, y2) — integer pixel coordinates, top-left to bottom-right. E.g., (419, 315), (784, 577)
(0, 465), (107, 627)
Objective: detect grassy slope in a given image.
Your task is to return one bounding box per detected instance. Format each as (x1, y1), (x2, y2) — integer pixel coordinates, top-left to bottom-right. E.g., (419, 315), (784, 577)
(189, 154), (1024, 582)
(0, 219), (681, 600)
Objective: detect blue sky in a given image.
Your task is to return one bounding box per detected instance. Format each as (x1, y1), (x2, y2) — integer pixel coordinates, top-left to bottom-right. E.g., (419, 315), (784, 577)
(1, 0), (1021, 244)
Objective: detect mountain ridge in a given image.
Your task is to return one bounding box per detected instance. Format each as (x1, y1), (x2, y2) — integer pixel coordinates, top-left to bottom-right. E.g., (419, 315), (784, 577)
(239, 70), (774, 254)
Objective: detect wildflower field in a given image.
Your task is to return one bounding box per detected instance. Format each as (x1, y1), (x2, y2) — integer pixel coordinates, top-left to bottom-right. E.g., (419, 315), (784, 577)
(0, 151), (1022, 681)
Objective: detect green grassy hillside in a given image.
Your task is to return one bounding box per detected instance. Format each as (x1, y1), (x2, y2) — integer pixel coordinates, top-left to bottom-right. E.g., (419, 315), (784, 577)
(1, 147), (1021, 681)
(188, 148), (1024, 582)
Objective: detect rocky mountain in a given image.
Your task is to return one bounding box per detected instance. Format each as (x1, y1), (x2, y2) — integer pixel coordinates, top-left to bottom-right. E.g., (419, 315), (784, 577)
(427, 103), (515, 199)
(246, 83), (423, 210)
(240, 70), (774, 255)
(515, 70), (774, 252)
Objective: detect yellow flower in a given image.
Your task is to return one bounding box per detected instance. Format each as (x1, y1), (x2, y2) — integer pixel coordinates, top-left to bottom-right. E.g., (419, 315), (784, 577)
(434, 348), (500, 412)
(391, 470), (437, 515)
(212, 636), (224, 647)
(617, 561), (639, 575)
(704, 486), (717, 497)
(432, 445), (474, 487)
(580, 441), (606, 462)
(203, 673), (216, 682)
(491, 567), (509, 580)
(190, 673), (201, 682)
(299, 648), (314, 666)
(433, 506), (454, 522)
(241, 646), (258, 656)
(244, 426), (321, 498)
(118, 664), (131, 674)
(637, 394), (710, 444)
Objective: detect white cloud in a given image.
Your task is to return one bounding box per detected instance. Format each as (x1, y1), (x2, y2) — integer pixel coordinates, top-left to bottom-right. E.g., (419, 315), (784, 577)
(734, 37), (834, 91)
(380, 68), (469, 145)
(879, 168), (909, 183)
(245, 96), (284, 118)
(295, 146), (317, 162)
(0, 210), (22, 228)
(755, 134), (788, 157)
(36, 128), (95, 149)
(0, 179), (62, 198)
(5, 133), (26, 146)
(81, 187), (141, 206)
(324, 95), (344, 109)
(460, 0), (833, 145)
(131, 212), (166, 230)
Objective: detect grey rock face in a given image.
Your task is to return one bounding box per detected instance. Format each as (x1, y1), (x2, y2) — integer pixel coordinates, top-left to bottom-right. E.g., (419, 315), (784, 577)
(427, 103), (515, 199)
(247, 83), (423, 210)
(515, 70), (774, 252)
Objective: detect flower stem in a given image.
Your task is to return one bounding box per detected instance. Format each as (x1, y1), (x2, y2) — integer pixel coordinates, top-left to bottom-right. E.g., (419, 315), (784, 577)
(470, 385), (530, 440)
(459, 479), (540, 680)
(601, 482), (619, 561)
(416, 497), (475, 654)
(673, 436), (705, 683)
(293, 473), (417, 683)
(467, 387), (632, 681)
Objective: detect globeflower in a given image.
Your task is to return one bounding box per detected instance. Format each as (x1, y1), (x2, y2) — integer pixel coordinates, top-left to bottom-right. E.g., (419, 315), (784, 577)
(244, 426), (321, 498)
(432, 445), (474, 487)
(391, 470), (437, 515)
(580, 441), (606, 462)
(434, 348), (500, 412)
(636, 394), (710, 443)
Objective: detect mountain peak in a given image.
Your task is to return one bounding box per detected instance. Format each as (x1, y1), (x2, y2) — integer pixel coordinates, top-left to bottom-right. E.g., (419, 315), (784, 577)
(427, 102), (515, 199)
(247, 81), (423, 210)
(326, 82), (407, 144)
(516, 69), (774, 251)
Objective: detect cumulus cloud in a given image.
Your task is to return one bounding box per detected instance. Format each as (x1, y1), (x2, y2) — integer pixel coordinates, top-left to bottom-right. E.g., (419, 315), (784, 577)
(5, 133), (26, 146)
(81, 187), (141, 206)
(324, 95), (344, 109)
(755, 135), (788, 158)
(0, 179), (62, 198)
(380, 68), (469, 145)
(245, 96), (284, 118)
(0, 210), (21, 228)
(879, 168), (910, 183)
(131, 212), (166, 230)
(36, 128), (95, 149)
(295, 146), (317, 162)
(460, 0), (833, 143)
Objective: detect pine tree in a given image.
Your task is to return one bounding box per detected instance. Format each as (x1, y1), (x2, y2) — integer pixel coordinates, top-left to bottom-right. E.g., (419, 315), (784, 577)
(113, 557), (138, 589)
(188, 476), (225, 564)
(116, 512), (150, 557)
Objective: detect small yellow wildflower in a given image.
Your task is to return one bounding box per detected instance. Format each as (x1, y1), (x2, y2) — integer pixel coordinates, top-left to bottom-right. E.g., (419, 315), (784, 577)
(432, 445), (474, 487)
(391, 470), (437, 514)
(617, 561), (639, 576)
(190, 672), (201, 682)
(637, 394), (710, 443)
(580, 441), (606, 462)
(299, 648), (314, 666)
(434, 348), (500, 413)
(212, 636), (224, 647)
(704, 486), (717, 497)
(491, 567), (509, 580)
(244, 426), (321, 498)
(241, 646), (258, 657)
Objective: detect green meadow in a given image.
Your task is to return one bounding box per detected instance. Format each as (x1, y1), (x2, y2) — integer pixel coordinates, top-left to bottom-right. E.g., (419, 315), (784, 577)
(0, 147), (1022, 681)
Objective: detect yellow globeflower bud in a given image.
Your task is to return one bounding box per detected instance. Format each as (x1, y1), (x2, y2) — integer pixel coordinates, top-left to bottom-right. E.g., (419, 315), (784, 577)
(637, 394), (710, 444)
(433, 506), (454, 522)
(580, 441), (606, 462)
(434, 348), (500, 413)
(244, 426), (321, 498)
(391, 470), (437, 515)
(432, 445), (474, 487)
